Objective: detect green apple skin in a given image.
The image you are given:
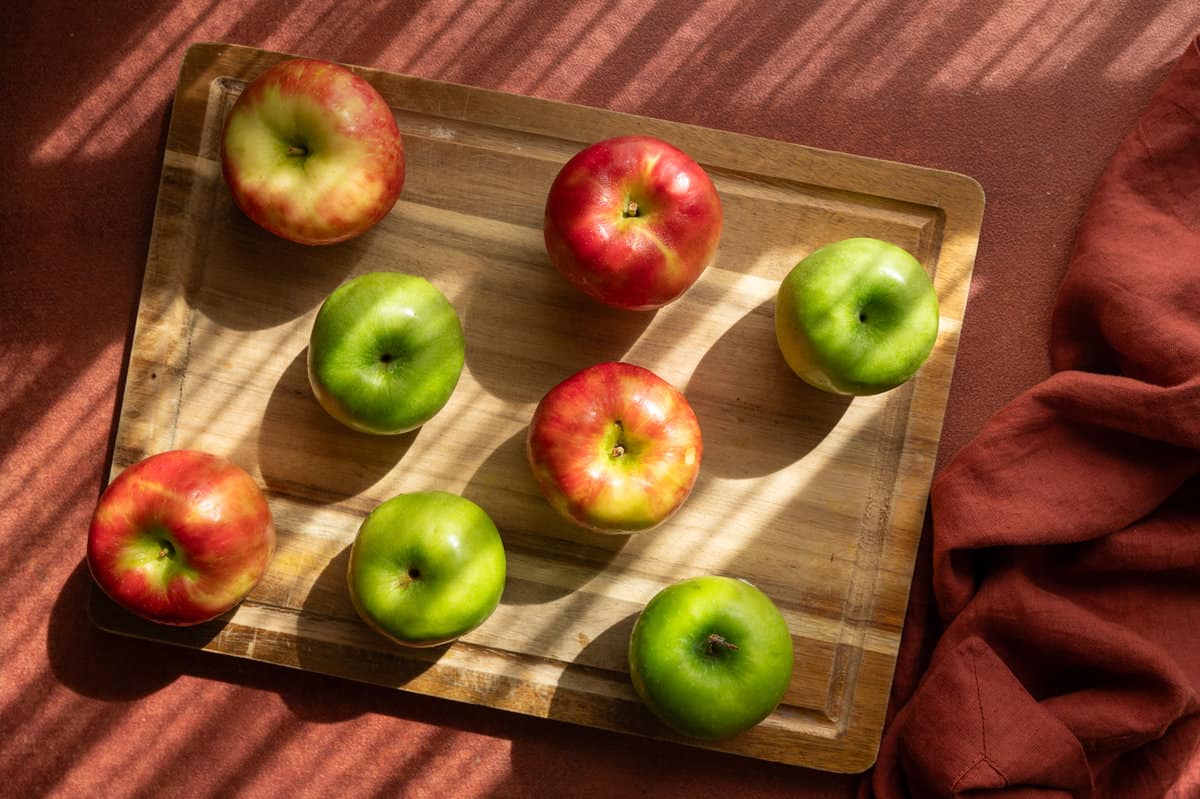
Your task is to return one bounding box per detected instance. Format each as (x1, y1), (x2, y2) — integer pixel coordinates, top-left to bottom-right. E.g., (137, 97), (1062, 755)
(628, 576), (794, 740)
(307, 272), (465, 435)
(347, 492), (506, 647)
(775, 237), (939, 395)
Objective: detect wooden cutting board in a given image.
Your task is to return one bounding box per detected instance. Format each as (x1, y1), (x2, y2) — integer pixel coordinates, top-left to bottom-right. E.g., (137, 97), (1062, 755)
(92, 41), (983, 773)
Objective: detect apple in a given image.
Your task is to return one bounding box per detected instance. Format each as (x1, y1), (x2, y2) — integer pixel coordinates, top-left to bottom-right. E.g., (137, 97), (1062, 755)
(526, 361), (702, 533)
(307, 272), (465, 435)
(543, 135), (723, 310)
(628, 575), (794, 740)
(347, 491), (506, 646)
(775, 237), (940, 395)
(221, 58), (405, 245)
(87, 450), (276, 626)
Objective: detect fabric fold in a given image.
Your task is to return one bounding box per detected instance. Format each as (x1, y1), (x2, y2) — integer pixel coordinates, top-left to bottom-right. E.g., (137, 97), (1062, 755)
(869, 35), (1200, 799)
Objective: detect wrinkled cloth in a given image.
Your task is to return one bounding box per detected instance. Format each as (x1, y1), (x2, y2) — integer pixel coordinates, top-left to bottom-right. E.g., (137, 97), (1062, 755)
(869, 36), (1200, 799)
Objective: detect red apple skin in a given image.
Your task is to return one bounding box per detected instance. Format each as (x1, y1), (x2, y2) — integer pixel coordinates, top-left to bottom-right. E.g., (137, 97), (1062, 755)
(221, 58), (405, 245)
(527, 362), (703, 533)
(87, 450), (276, 626)
(543, 136), (723, 310)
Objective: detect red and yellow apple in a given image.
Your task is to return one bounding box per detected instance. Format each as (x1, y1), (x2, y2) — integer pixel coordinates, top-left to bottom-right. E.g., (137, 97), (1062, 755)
(543, 135), (723, 310)
(526, 362), (703, 533)
(221, 58), (405, 245)
(87, 450), (276, 626)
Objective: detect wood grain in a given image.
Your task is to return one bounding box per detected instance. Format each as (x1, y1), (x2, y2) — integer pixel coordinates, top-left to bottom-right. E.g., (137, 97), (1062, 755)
(92, 42), (984, 773)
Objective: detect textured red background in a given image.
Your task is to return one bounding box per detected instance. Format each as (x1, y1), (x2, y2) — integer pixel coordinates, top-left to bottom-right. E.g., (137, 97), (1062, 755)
(2, 3), (1198, 796)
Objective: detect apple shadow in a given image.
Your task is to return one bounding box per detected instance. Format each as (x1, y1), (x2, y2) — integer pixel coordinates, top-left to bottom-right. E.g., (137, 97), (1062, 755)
(685, 299), (852, 479)
(282, 543), (448, 722)
(568, 611), (639, 675)
(519, 604), (843, 793)
(533, 612), (848, 785)
(463, 257), (658, 405)
(49, 559), (234, 700)
(255, 347), (419, 505)
(544, 610), (675, 744)
(188, 191), (376, 332)
(461, 429), (630, 604)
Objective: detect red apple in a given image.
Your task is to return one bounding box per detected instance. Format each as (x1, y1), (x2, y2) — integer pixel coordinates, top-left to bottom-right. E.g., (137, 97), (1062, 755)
(221, 58), (405, 245)
(87, 450), (276, 626)
(543, 135), (723, 310)
(527, 362), (703, 533)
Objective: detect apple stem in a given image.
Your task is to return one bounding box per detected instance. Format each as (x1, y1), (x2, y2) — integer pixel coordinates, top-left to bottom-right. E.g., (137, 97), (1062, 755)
(625, 200), (639, 217)
(610, 420), (626, 458)
(705, 633), (738, 655)
(287, 145), (307, 157)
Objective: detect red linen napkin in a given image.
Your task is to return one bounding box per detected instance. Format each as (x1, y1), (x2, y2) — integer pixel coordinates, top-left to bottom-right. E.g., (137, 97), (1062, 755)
(868, 36), (1200, 799)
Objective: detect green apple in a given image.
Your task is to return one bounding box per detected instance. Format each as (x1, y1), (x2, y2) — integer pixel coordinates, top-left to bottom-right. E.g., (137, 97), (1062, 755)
(628, 575), (794, 740)
(347, 491), (506, 647)
(775, 237), (939, 395)
(307, 272), (465, 434)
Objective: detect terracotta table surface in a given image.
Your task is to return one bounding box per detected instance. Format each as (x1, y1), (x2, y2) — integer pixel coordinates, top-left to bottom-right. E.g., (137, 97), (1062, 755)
(2, 3), (1198, 797)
